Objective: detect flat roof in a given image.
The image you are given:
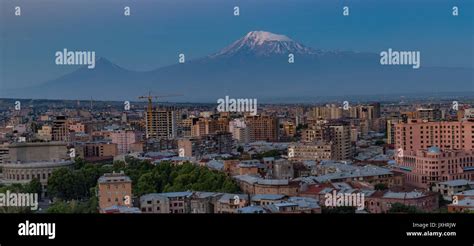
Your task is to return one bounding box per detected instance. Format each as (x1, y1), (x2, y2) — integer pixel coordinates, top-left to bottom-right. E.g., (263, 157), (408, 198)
(439, 179), (472, 187)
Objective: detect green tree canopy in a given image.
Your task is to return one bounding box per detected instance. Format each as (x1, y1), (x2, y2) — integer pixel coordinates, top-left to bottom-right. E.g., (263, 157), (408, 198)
(387, 203), (423, 213)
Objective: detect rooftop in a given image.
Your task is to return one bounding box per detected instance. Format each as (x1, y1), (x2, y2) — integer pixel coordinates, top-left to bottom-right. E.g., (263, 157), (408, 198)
(237, 206), (267, 214)
(207, 160), (224, 171)
(383, 191), (427, 199)
(257, 179), (289, 186)
(450, 198), (474, 207)
(98, 172), (131, 184)
(455, 189), (474, 196)
(140, 191), (193, 201)
(288, 197), (320, 209)
(102, 205), (141, 214)
(438, 179), (473, 187)
(218, 193), (248, 203)
(301, 165), (393, 183)
(233, 174), (261, 184)
(252, 194), (286, 201)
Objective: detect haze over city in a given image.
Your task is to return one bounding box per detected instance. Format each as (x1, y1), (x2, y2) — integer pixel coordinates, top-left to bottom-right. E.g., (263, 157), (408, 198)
(0, 0), (473, 242)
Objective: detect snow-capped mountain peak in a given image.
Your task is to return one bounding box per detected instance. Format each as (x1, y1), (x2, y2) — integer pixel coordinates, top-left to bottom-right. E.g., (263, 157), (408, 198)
(210, 30), (320, 58)
(244, 31), (293, 45)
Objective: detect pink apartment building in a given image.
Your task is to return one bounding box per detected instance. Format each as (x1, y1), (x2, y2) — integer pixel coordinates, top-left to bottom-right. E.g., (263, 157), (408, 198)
(395, 119), (474, 152)
(69, 122), (86, 133)
(110, 130), (140, 154)
(393, 119), (474, 189)
(394, 148), (474, 189)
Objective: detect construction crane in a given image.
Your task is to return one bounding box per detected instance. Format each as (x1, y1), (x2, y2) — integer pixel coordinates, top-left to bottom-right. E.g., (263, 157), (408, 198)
(138, 91), (183, 139)
(138, 91), (183, 116)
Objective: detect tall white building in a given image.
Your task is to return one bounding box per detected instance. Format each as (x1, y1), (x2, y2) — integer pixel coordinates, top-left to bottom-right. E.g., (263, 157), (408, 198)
(229, 119), (250, 144)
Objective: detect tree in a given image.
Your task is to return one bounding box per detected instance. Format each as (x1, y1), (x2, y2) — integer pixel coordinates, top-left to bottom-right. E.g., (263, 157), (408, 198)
(374, 140), (385, 146)
(47, 200), (74, 213)
(387, 203), (423, 213)
(46, 158), (240, 213)
(73, 157), (86, 170)
(374, 183), (388, 191)
(135, 173), (157, 196)
(322, 206), (357, 214)
(48, 168), (79, 200)
(47, 196), (98, 213)
(296, 124), (308, 131)
(24, 178), (43, 198)
(253, 150), (281, 159)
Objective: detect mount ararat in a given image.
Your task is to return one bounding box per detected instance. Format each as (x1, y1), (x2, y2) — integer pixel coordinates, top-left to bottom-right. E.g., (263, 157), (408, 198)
(4, 31), (473, 102)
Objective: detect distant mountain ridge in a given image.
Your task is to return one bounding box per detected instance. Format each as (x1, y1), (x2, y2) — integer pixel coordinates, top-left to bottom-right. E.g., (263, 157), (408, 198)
(3, 31), (473, 102)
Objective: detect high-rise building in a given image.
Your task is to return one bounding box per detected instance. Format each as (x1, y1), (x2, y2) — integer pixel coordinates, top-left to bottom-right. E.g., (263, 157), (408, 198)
(178, 117), (197, 138)
(37, 125), (52, 141)
(68, 122), (86, 133)
(371, 102), (381, 119)
(192, 117), (218, 137)
(288, 141), (333, 161)
(386, 119), (401, 145)
(310, 105), (343, 120)
(229, 119), (250, 144)
(145, 109), (177, 140)
(327, 123), (353, 160)
(414, 108), (442, 121)
(177, 132), (233, 157)
(245, 115), (279, 142)
(302, 121), (353, 160)
(302, 124), (326, 143)
(282, 121), (296, 139)
(52, 116), (69, 142)
(110, 130), (140, 154)
(395, 119), (474, 152)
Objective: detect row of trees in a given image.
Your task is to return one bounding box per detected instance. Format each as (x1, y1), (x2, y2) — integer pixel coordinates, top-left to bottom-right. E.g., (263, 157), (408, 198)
(48, 162), (113, 201)
(0, 178), (42, 213)
(122, 158), (240, 196)
(45, 157), (240, 212)
(0, 178), (42, 197)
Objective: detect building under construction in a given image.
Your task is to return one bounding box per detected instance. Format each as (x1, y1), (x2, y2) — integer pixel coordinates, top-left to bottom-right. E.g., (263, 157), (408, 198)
(145, 109), (177, 140)
(139, 92), (180, 140)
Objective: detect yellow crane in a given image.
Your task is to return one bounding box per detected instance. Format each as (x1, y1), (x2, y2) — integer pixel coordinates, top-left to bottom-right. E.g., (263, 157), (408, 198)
(138, 91), (182, 139)
(138, 91), (182, 116)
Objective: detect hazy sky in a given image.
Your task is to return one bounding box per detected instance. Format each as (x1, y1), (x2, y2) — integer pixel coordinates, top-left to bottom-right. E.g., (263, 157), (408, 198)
(1, 0), (473, 89)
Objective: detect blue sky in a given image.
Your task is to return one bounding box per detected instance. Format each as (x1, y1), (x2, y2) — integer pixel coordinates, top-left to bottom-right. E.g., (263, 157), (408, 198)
(1, 0), (473, 89)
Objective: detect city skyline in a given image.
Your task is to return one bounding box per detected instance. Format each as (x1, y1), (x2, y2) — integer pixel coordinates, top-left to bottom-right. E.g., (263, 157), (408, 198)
(1, 0), (473, 242)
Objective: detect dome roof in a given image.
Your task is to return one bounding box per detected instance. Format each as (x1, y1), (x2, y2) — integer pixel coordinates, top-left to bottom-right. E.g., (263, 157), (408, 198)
(427, 146), (441, 153)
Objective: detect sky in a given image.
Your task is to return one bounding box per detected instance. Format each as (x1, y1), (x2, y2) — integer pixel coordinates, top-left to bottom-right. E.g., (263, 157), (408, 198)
(1, 0), (473, 89)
